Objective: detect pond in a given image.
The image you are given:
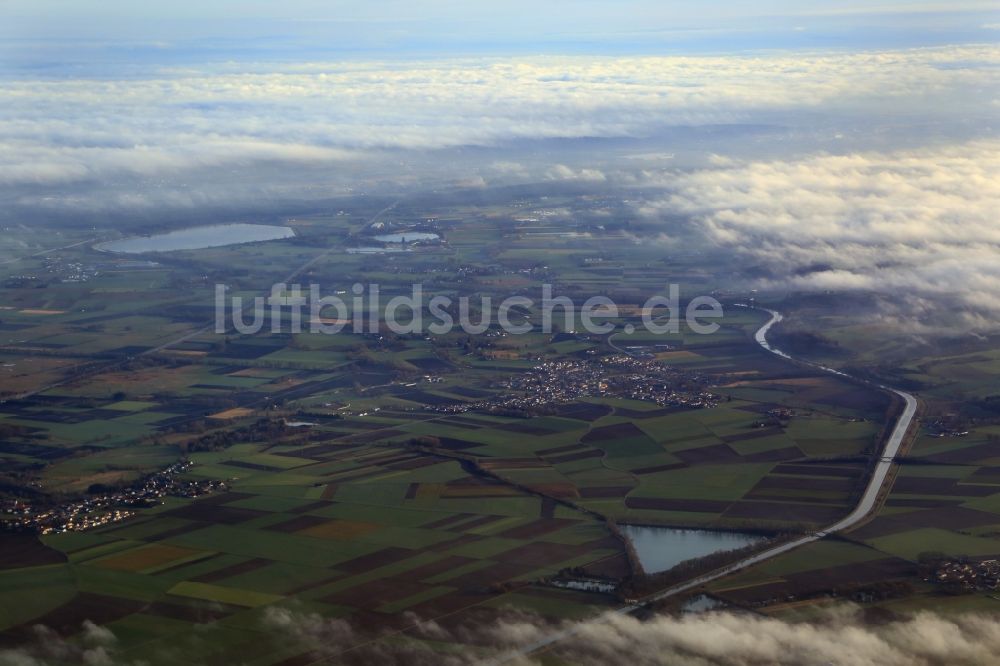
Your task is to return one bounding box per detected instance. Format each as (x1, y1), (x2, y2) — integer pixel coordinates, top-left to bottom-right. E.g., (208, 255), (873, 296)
(95, 223), (295, 254)
(372, 231), (439, 243)
(621, 524), (765, 574)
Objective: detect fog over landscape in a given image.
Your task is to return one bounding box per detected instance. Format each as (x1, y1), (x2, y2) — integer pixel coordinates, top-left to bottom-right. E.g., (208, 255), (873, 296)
(3, 45), (996, 189)
(2, 37), (997, 330)
(651, 140), (1000, 330)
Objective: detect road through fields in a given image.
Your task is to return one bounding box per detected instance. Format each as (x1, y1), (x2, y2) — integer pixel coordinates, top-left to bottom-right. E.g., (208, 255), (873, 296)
(488, 307), (919, 664)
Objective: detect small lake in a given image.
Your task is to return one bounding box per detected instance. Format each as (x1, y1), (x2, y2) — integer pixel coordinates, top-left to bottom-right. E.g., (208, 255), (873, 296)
(622, 525), (765, 574)
(373, 231), (439, 244)
(95, 224), (295, 254)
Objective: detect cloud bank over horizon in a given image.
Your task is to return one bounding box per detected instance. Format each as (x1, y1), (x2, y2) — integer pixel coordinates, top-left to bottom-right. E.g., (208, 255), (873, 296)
(0, 38), (996, 331)
(1, 44), (996, 192)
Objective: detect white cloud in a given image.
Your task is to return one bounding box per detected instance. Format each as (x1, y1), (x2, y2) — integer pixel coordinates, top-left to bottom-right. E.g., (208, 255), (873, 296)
(642, 140), (1000, 327)
(551, 607), (1000, 666)
(251, 604), (1000, 665)
(7, 605), (1000, 665)
(0, 44), (996, 189)
(545, 164), (608, 182)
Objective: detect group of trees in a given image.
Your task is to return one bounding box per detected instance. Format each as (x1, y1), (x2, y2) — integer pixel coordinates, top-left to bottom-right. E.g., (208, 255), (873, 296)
(182, 418), (290, 452)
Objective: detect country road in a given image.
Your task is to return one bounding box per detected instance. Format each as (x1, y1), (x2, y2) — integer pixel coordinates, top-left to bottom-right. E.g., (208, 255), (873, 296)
(486, 306), (920, 664)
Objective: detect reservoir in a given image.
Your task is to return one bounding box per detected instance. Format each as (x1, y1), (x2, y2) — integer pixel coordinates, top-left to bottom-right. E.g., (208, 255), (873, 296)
(95, 223), (295, 254)
(622, 525), (765, 574)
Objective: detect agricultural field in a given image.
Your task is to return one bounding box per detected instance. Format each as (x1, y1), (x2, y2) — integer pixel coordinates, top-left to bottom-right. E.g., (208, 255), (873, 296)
(697, 311), (1000, 615)
(1, 419), (627, 661)
(1, 190), (993, 661)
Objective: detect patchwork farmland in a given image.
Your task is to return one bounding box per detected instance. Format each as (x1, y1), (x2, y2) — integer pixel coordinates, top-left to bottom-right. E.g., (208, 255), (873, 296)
(2, 193), (998, 662)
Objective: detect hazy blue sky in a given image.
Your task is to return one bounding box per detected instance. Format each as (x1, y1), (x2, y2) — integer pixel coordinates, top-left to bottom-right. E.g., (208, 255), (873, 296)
(3, 0), (998, 70)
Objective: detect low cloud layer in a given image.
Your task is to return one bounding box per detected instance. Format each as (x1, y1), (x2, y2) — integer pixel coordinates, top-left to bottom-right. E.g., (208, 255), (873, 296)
(641, 140), (1000, 330)
(547, 607), (1000, 666)
(1, 42), (996, 331)
(1, 44), (996, 191)
(0, 620), (120, 666)
(5, 606), (1000, 665)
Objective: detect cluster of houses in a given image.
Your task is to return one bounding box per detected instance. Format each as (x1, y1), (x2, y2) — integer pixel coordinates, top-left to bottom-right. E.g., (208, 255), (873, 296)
(926, 418), (971, 438)
(932, 559), (1000, 591)
(43, 256), (100, 283)
(431, 355), (718, 414)
(1, 460), (225, 535)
